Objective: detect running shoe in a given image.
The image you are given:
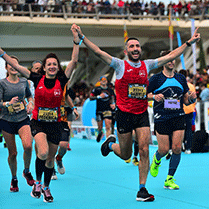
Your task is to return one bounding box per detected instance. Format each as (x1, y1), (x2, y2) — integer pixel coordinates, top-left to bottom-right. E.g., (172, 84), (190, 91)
(42, 187), (54, 203)
(185, 150), (191, 154)
(125, 158), (131, 163)
(23, 171), (35, 186)
(10, 179), (19, 192)
(51, 169), (58, 180)
(136, 187), (155, 202)
(96, 131), (103, 143)
(67, 143), (71, 151)
(164, 175), (179, 190)
(150, 153), (161, 177)
(55, 158), (65, 174)
(31, 182), (42, 198)
(101, 134), (116, 157)
(132, 157), (139, 166)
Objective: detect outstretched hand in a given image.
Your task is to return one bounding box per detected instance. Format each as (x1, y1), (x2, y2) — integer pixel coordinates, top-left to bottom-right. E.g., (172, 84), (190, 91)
(71, 23), (80, 43)
(73, 24), (83, 38)
(189, 27), (201, 44)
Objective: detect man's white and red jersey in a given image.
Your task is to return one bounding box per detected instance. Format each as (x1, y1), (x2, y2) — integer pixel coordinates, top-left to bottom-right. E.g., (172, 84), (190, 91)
(110, 57), (158, 114)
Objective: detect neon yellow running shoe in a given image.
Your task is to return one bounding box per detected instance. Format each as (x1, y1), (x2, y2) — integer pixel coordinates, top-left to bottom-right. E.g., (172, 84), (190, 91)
(164, 175), (179, 190)
(150, 154), (161, 177)
(125, 158), (131, 163)
(132, 157), (139, 166)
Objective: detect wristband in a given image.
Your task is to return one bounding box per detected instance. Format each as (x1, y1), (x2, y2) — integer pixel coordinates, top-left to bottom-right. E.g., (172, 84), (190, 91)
(79, 35), (85, 45)
(78, 32), (85, 40)
(97, 95), (101, 99)
(72, 106), (77, 110)
(186, 41), (191, 47)
(73, 40), (79, 45)
(153, 95), (155, 100)
(188, 97), (196, 104)
(5, 101), (10, 107)
(0, 52), (6, 57)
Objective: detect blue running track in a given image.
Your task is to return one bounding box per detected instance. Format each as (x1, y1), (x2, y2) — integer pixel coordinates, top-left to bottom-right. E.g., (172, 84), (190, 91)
(0, 136), (208, 209)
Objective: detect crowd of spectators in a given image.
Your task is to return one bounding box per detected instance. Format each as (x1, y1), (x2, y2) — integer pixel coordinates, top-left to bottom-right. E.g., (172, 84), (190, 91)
(1, 0), (209, 17)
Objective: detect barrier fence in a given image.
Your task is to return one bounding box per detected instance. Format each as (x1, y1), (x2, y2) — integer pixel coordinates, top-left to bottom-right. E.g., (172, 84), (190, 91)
(71, 101), (209, 146)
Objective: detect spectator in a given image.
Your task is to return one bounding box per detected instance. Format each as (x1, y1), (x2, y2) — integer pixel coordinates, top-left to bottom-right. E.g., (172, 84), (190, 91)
(72, 0), (78, 13)
(111, 0), (118, 14)
(117, 0), (124, 14)
(199, 83), (209, 101)
(103, 0), (111, 14)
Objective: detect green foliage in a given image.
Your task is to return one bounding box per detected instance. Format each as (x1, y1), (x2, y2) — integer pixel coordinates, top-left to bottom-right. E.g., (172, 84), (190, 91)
(198, 38), (206, 73)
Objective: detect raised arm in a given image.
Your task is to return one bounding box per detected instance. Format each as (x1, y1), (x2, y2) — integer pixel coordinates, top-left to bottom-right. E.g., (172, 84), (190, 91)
(157, 27), (200, 68)
(75, 24), (113, 65)
(65, 24), (80, 79)
(0, 49), (31, 78)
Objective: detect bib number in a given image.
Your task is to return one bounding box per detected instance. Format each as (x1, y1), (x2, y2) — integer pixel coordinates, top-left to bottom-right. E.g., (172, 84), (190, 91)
(103, 111), (112, 117)
(60, 106), (65, 117)
(164, 99), (180, 109)
(128, 84), (147, 99)
(7, 102), (25, 114)
(38, 107), (58, 122)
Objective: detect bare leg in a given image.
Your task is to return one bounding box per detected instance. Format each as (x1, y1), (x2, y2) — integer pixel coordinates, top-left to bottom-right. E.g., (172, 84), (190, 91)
(104, 118), (112, 138)
(2, 131), (17, 177)
(18, 125), (33, 170)
(135, 127), (150, 185)
(112, 131), (133, 160)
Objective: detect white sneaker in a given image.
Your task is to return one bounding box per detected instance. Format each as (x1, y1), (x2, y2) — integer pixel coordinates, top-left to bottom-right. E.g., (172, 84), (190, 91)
(51, 169), (58, 180)
(56, 159), (65, 174)
(185, 150), (191, 154)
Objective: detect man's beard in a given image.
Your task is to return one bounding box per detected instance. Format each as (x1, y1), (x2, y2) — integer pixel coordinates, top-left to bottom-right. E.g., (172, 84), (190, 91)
(166, 65), (174, 72)
(127, 51), (141, 62)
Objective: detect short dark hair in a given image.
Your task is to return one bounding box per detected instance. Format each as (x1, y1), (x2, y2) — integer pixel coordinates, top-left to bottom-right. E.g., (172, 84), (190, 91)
(125, 37), (140, 47)
(179, 69), (187, 77)
(160, 50), (171, 57)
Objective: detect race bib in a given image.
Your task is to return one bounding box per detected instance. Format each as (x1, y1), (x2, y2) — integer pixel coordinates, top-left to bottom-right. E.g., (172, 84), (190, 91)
(7, 102), (25, 114)
(164, 99), (180, 109)
(103, 111), (112, 117)
(38, 107), (58, 122)
(128, 84), (147, 99)
(60, 106), (65, 117)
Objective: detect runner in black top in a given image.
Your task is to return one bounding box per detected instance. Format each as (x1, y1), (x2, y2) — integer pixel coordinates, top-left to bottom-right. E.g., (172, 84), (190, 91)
(148, 50), (197, 190)
(90, 76), (116, 142)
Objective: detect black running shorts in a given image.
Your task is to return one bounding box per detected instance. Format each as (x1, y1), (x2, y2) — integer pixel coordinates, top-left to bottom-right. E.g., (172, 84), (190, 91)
(30, 119), (62, 145)
(1, 117), (30, 135)
(116, 108), (150, 134)
(154, 115), (186, 135)
(60, 121), (70, 142)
